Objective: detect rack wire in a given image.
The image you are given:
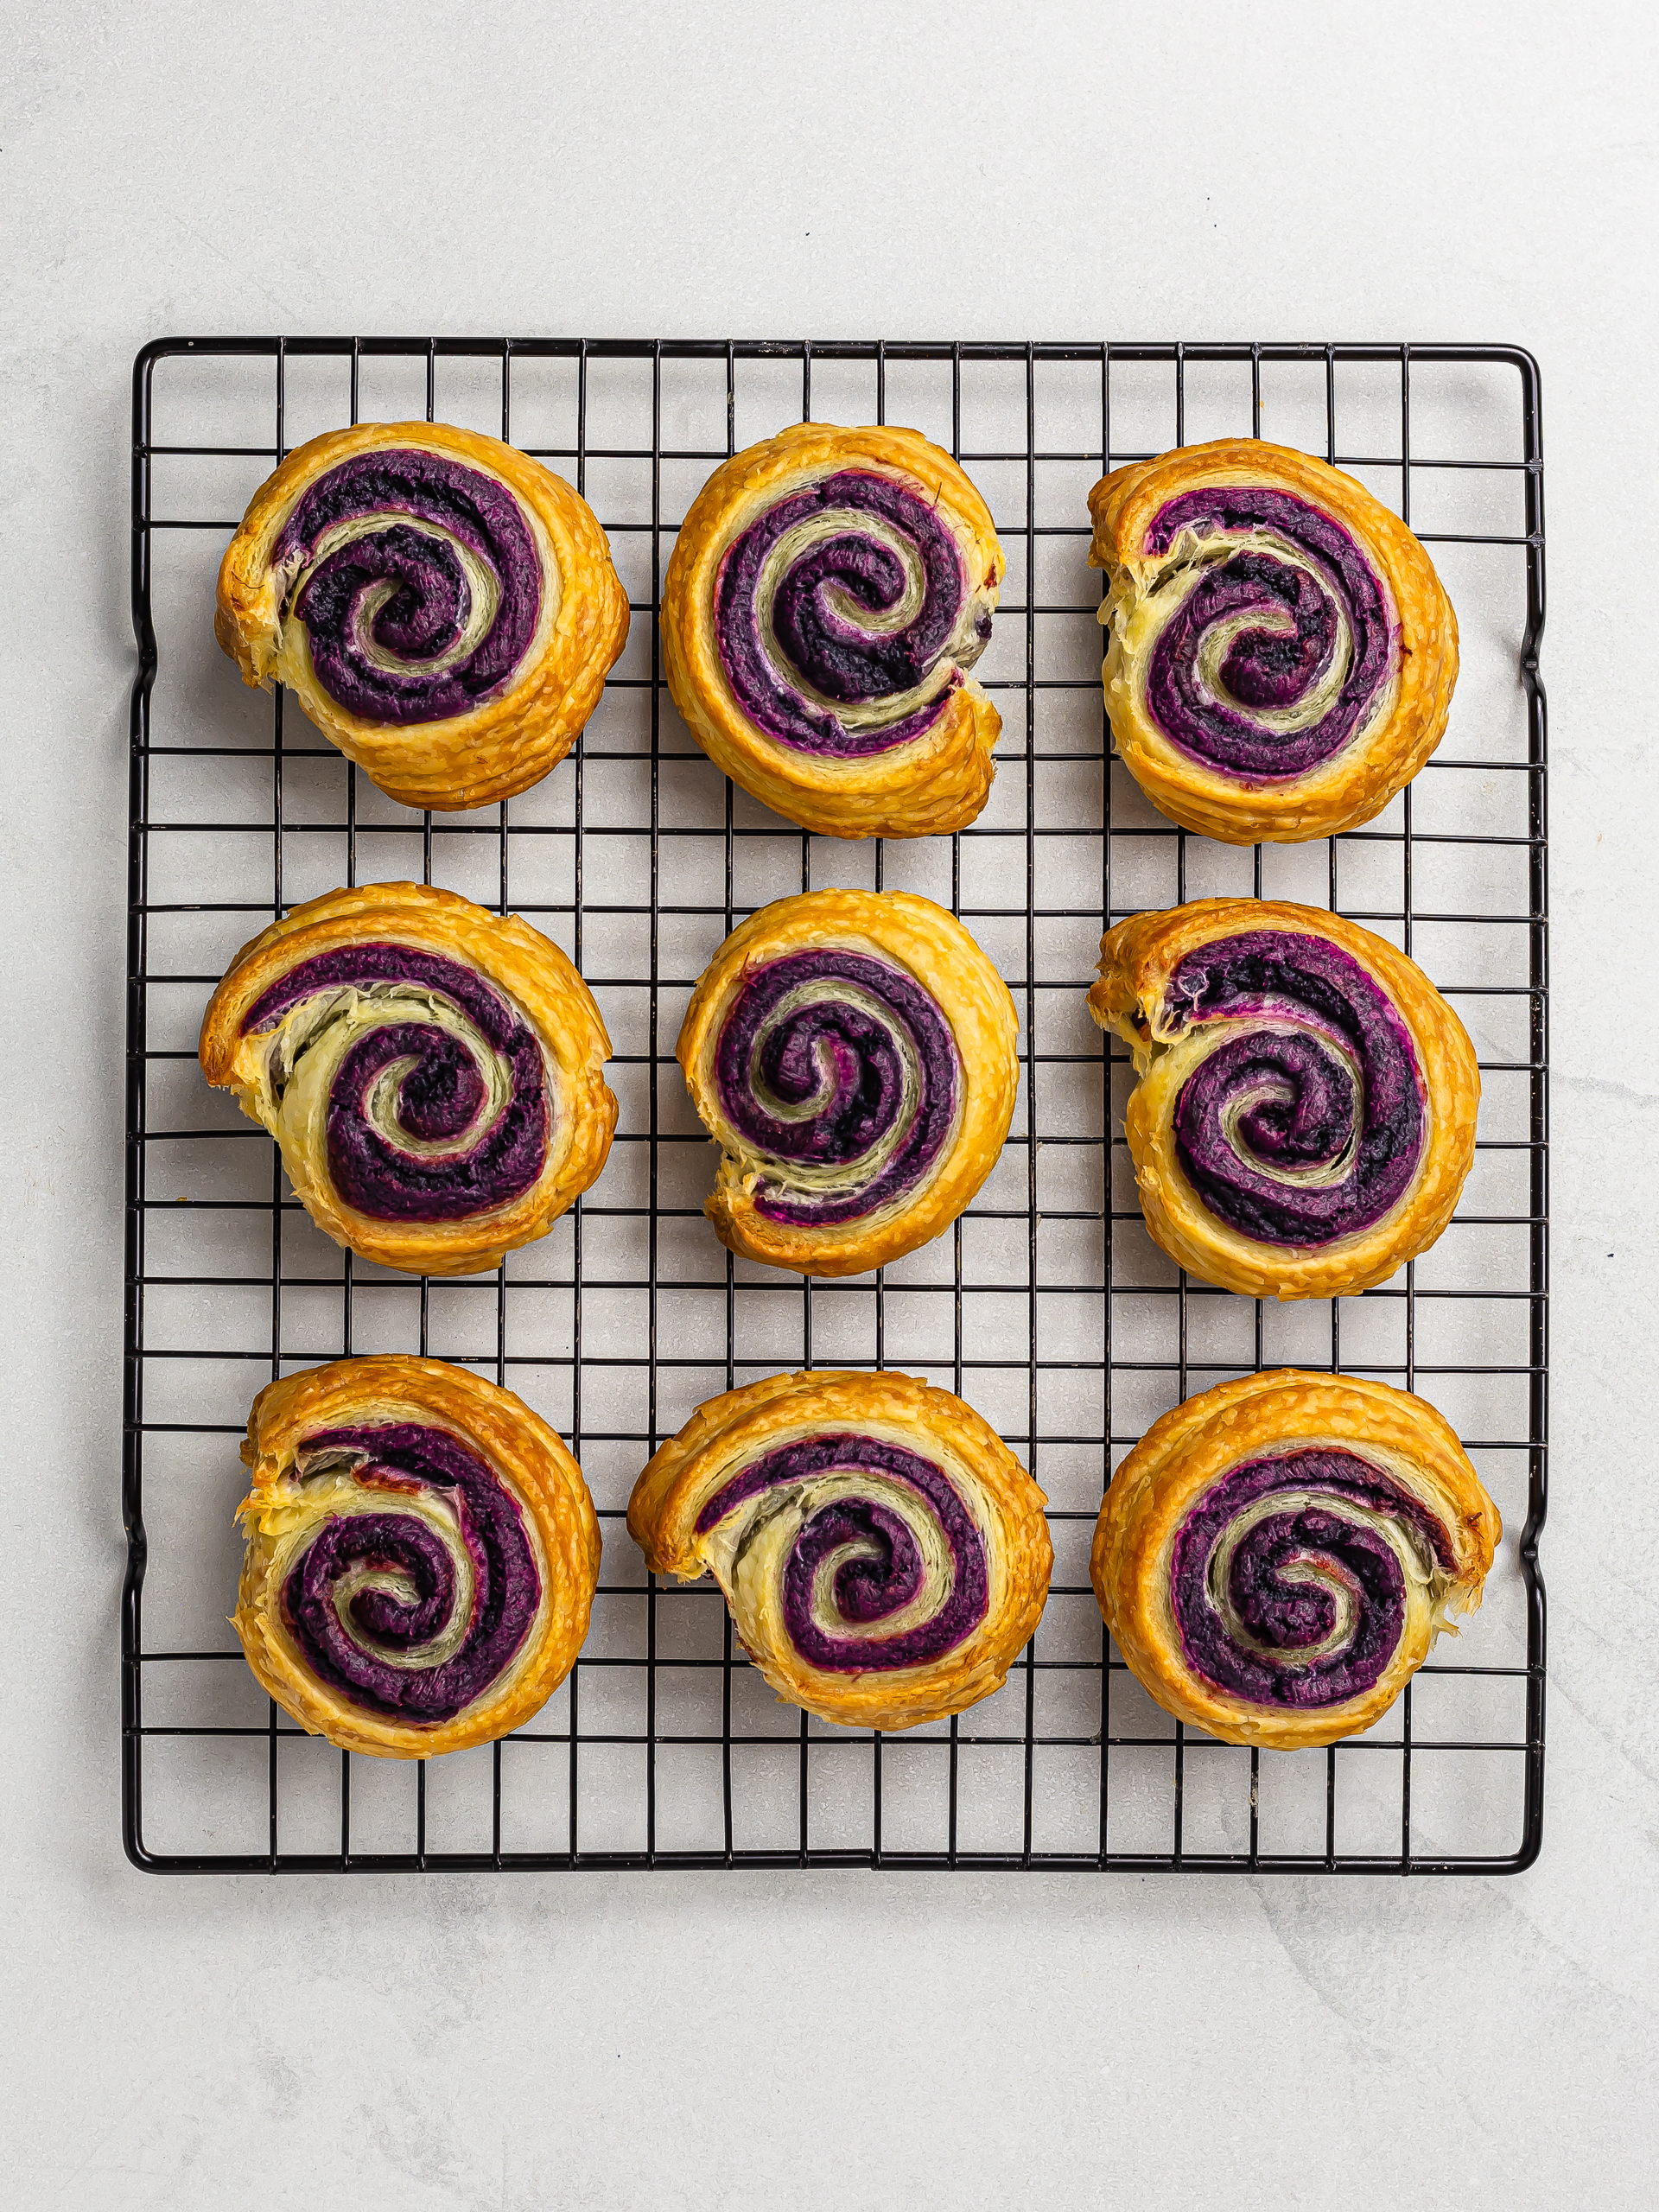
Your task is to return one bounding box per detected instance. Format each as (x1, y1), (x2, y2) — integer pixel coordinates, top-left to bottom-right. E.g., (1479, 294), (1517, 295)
(124, 337), (1547, 1874)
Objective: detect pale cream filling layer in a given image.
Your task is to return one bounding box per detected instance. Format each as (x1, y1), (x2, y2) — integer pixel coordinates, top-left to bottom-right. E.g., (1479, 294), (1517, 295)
(754, 505), (991, 734)
(283, 512), (504, 678)
(260, 1471), (478, 1672)
(703, 1469), (957, 1649)
(244, 1417), (563, 1725)
(261, 442), (563, 714)
(1202, 1482), (1444, 1668)
(1102, 524), (1400, 753)
(256, 985), (515, 1166)
(729, 977), (923, 1196)
(1211, 1025), (1366, 1191)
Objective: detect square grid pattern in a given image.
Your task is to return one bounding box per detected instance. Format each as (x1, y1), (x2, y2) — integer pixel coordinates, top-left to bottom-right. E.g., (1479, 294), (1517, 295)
(125, 339), (1547, 1874)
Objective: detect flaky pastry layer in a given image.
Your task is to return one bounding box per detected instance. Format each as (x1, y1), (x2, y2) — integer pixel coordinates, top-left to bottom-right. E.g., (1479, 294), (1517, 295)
(235, 1357), (601, 1758)
(1088, 438), (1458, 843)
(1087, 898), (1478, 1300)
(661, 423), (1004, 837)
(199, 881), (616, 1276)
(677, 890), (1018, 1275)
(1091, 1370), (1499, 1750)
(216, 421), (628, 810)
(628, 1369), (1052, 1732)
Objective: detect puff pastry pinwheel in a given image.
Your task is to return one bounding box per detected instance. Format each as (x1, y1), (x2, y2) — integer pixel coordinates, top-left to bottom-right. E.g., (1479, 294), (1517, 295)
(629, 1369), (1052, 1732)
(1088, 438), (1458, 843)
(216, 422), (628, 810)
(1089, 899), (1478, 1300)
(1092, 1369), (1499, 1750)
(661, 423), (1005, 837)
(200, 882), (616, 1277)
(234, 1357), (601, 1758)
(678, 890), (1019, 1276)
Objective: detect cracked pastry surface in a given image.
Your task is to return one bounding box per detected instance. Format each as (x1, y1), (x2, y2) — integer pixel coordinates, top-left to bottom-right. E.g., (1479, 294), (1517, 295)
(1092, 1369), (1499, 1750)
(628, 1369), (1052, 1732)
(234, 1357), (601, 1759)
(661, 423), (1004, 837)
(677, 889), (1019, 1276)
(1088, 899), (1478, 1300)
(199, 882), (615, 1277)
(1088, 439), (1457, 843)
(216, 421), (628, 810)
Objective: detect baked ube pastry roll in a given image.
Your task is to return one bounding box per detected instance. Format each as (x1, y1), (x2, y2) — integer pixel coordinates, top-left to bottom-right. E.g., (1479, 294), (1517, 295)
(661, 423), (1004, 837)
(1088, 439), (1457, 843)
(628, 1370), (1052, 1732)
(216, 422), (628, 810)
(1092, 1369), (1499, 1750)
(678, 890), (1019, 1276)
(200, 882), (615, 1277)
(235, 1357), (600, 1758)
(1088, 899), (1478, 1300)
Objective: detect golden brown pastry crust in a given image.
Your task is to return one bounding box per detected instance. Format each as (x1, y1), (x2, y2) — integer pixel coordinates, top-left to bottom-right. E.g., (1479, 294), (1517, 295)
(216, 421), (628, 811)
(1091, 1370), (1500, 1750)
(199, 882), (616, 1277)
(1088, 438), (1458, 843)
(1088, 899), (1478, 1300)
(660, 423), (1004, 838)
(628, 1370), (1052, 1732)
(677, 890), (1019, 1276)
(235, 1357), (601, 1759)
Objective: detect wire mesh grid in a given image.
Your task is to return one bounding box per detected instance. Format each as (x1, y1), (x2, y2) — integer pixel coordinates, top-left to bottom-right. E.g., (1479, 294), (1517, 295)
(124, 336), (1547, 1875)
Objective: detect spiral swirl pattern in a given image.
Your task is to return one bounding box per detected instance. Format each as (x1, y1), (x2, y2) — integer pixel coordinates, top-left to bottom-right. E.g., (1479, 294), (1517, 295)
(271, 448), (542, 725)
(1134, 487), (1395, 779)
(680, 892), (1016, 1278)
(234, 1357), (602, 1757)
(697, 1432), (989, 1671)
(715, 471), (993, 757)
(1160, 929), (1424, 1247)
(1169, 1448), (1456, 1709)
(280, 1421), (540, 1722)
(1090, 900), (1478, 1300)
(242, 943), (549, 1223)
(630, 1369), (1052, 1729)
(1090, 1370), (1500, 1749)
(709, 948), (959, 1227)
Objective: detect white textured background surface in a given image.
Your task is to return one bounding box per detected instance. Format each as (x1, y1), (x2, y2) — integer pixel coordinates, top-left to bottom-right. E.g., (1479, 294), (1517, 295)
(2, 3), (1655, 2205)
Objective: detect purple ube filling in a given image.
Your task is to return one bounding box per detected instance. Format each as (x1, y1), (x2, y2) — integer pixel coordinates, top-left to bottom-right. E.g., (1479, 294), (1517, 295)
(715, 470), (973, 757)
(1163, 930), (1423, 1247)
(713, 950), (958, 1226)
(1141, 486), (1394, 780)
(242, 943), (548, 1223)
(1169, 1448), (1455, 1708)
(272, 448), (541, 725)
(283, 1422), (540, 1721)
(696, 1432), (988, 1671)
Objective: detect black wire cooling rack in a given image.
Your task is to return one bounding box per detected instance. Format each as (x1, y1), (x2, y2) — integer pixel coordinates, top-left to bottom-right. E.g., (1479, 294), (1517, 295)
(124, 337), (1547, 1875)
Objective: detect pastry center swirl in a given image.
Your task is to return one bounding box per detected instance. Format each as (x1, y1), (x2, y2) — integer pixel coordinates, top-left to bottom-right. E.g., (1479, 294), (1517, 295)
(1160, 930), (1425, 1248)
(272, 448), (543, 726)
(712, 949), (960, 1226)
(714, 469), (991, 757)
(696, 1432), (989, 1671)
(1169, 1448), (1457, 1708)
(242, 942), (550, 1223)
(1134, 487), (1396, 779)
(281, 1421), (541, 1721)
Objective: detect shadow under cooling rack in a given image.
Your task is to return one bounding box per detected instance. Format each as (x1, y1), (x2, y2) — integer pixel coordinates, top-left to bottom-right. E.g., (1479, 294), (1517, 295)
(124, 337), (1547, 1875)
